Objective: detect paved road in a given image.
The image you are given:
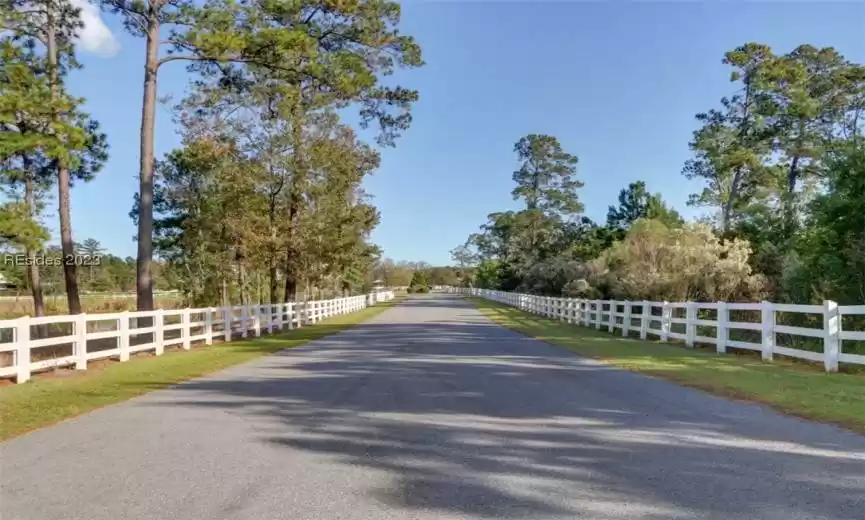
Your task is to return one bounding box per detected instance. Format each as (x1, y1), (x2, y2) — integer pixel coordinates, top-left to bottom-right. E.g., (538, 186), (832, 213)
(2, 294), (864, 520)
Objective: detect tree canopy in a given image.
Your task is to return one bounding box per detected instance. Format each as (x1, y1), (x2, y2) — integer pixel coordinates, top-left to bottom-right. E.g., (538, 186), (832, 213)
(455, 42), (865, 307)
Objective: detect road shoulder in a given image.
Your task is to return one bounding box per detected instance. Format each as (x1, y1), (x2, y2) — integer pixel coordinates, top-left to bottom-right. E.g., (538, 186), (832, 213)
(0, 299), (401, 441)
(469, 296), (865, 435)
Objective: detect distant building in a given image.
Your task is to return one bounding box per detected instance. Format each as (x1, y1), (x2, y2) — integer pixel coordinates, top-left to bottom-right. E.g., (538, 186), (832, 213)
(372, 279), (386, 291)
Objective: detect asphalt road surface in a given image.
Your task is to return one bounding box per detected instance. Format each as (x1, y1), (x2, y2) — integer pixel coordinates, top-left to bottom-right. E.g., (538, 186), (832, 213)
(2, 294), (864, 520)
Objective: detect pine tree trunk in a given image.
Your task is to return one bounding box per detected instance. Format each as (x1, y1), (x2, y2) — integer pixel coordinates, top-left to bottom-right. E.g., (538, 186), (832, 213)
(270, 264), (279, 304)
(783, 155), (801, 238)
(282, 94), (305, 304)
(45, 4), (81, 315)
(722, 166), (744, 235)
(58, 174), (80, 313)
(136, 14), (161, 312)
(24, 172), (45, 317)
(268, 198), (279, 304)
(283, 252), (298, 302)
(256, 271), (263, 305)
(238, 261), (247, 305)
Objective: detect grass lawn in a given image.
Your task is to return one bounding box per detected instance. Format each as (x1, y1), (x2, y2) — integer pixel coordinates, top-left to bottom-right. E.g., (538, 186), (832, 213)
(0, 298), (400, 441)
(470, 297), (865, 435)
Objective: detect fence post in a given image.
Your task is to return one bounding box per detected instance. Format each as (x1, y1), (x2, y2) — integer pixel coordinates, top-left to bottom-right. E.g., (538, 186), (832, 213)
(622, 301), (631, 337)
(716, 301), (727, 353)
(823, 300), (840, 373)
(205, 309), (213, 345)
(240, 306), (248, 338)
(155, 309), (165, 355)
(223, 308), (232, 343)
(594, 300), (602, 329)
(686, 302), (697, 347)
(254, 305), (262, 337)
(182, 308), (191, 350)
(267, 305), (274, 334)
(15, 316), (31, 384)
(277, 304), (284, 331)
(660, 302), (671, 342)
(760, 300), (774, 361)
(607, 301), (615, 333)
(287, 303), (294, 330)
(640, 301), (649, 340)
(119, 312), (130, 361)
(75, 314), (88, 370)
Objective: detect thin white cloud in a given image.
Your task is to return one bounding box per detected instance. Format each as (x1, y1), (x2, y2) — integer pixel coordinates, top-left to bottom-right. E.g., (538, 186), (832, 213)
(69, 0), (120, 57)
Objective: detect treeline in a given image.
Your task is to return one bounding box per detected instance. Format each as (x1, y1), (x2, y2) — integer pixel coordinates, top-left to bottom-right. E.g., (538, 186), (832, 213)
(1, 0), (422, 315)
(454, 43), (865, 305)
(372, 259), (463, 289)
(0, 238), (175, 295)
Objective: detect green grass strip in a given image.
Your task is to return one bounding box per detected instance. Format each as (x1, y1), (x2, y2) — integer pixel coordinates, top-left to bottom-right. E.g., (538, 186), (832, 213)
(470, 297), (865, 435)
(0, 299), (400, 441)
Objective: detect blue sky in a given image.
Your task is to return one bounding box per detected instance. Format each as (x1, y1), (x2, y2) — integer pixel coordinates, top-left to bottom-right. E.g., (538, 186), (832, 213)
(60, 1), (865, 265)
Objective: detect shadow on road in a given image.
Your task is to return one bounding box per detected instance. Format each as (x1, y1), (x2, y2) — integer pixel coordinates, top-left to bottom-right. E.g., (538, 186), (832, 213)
(136, 296), (865, 519)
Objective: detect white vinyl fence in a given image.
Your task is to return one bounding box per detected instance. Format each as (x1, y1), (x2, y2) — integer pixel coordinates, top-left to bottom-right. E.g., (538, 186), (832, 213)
(0, 291), (394, 384)
(455, 288), (865, 373)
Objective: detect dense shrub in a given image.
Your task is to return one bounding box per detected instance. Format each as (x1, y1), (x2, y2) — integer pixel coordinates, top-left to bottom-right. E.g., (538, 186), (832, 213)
(595, 219), (764, 302)
(505, 219), (764, 302)
(407, 270), (430, 293)
(519, 258), (594, 296)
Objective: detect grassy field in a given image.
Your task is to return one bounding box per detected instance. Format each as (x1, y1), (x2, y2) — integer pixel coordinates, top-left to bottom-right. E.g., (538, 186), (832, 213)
(470, 297), (865, 435)
(0, 298), (400, 441)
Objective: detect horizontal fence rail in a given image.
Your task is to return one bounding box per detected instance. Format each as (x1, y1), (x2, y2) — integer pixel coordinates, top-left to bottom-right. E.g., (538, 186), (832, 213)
(0, 291), (394, 384)
(453, 288), (865, 373)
